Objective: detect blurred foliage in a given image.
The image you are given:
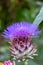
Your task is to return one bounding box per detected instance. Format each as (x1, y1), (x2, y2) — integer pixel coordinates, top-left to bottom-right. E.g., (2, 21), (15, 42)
(0, 0), (43, 65)
(0, 0), (42, 32)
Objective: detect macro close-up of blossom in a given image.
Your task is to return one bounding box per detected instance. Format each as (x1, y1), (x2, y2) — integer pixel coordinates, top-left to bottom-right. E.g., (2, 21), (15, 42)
(0, 0), (43, 64)
(3, 22), (40, 60)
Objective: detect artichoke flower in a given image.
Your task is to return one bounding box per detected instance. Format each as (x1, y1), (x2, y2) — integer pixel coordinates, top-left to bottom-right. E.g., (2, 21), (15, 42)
(3, 22), (40, 60)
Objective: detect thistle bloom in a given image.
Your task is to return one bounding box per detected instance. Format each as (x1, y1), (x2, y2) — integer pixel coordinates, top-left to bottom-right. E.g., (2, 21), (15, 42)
(3, 22), (40, 60)
(4, 60), (12, 65)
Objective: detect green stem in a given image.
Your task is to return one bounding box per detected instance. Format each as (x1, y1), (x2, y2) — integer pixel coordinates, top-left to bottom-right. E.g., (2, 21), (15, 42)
(12, 60), (16, 65)
(33, 6), (43, 26)
(24, 60), (28, 65)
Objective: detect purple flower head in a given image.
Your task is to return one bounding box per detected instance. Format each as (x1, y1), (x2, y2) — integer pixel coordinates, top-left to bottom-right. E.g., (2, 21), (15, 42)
(3, 22), (39, 40)
(4, 60), (12, 65)
(3, 22), (39, 60)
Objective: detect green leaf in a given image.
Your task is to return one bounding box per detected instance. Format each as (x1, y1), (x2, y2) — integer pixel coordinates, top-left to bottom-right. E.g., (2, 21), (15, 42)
(27, 59), (39, 65)
(15, 61), (24, 65)
(33, 6), (43, 26)
(15, 59), (39, 65)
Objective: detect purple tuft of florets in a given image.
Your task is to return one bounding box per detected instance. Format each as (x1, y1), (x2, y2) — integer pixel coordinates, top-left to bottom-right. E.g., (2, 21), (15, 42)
(3, 22), (39, 40)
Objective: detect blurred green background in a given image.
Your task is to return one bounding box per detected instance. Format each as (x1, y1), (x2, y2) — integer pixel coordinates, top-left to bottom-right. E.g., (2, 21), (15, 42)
(0, 0), (43, 65)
